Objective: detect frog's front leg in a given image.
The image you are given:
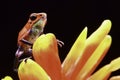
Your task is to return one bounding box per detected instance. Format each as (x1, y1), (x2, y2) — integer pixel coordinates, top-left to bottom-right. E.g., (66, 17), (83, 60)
(57, 39), (64, 47)
(20, 39), (33, 46)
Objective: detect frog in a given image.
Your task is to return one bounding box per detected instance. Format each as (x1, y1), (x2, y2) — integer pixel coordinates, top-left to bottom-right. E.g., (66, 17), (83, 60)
(16, 13), (47, 57)
(14, 12), (64, 71)
(14, 13), (47, 71)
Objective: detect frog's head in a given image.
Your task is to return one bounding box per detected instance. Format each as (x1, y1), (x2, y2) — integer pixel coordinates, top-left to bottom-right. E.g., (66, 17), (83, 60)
(28, 12), (47, 29)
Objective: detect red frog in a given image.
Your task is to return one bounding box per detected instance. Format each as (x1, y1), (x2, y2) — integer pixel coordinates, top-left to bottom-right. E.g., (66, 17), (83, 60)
(14, 12), (64, 71)
(14, 13), (47, 71)
(16, 13), (47, 58)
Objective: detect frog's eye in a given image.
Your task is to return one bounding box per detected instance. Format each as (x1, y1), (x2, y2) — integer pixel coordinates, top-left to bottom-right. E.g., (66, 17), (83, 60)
(29, 15), (37, 21)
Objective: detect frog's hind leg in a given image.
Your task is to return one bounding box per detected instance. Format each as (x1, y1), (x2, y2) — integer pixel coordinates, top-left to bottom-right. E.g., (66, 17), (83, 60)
(13, 46), (24, 72)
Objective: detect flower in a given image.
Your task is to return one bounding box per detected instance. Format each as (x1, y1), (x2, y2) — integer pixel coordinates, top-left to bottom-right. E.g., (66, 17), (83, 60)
(5, 20), (120, 80)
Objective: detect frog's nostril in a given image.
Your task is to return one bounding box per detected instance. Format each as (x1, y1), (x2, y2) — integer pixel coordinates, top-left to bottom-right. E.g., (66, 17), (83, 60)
(39, 13), (47, 18)
(39, 14), (43, 16)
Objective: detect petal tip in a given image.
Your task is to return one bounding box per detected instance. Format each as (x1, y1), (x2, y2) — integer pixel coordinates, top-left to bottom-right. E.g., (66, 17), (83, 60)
(103, 19), (112, 26)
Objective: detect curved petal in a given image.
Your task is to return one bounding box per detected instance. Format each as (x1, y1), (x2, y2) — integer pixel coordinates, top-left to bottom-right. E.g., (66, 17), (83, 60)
(88, 57), (120, 80)
(76, 20), (112, 72)
(32, 33), (62, 80)
(1, 76), (13, 80)
(75, 35), (112, 80)
(63, 20), (112, 80)
(18, 59), (51, 80)
(62, 27), (87, 79)
(109, 76), (120, 80)
(81, 20), (112, 66)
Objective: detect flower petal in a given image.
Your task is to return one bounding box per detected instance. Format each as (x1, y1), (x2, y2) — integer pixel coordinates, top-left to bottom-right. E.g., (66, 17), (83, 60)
(32, 33), (62, 80)
(78, 20), (112, 70)
(18, 59), (51, 80)
(1, 76), (13, 80)
(63, 20), (112, 80)
(62, 27), (87, 79)
(80, 20), (111, 67)
(88, 57), (120, 80)
(109, 76), (120, 80)
(75, 35), (112, 80)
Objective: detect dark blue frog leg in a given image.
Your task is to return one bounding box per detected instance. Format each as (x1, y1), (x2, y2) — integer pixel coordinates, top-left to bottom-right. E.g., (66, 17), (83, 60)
(13, 46), (24, 72)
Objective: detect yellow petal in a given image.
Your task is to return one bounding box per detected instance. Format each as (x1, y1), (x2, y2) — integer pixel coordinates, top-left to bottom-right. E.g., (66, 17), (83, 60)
(109, 57), (120, 72)
(18, 59), (51, 80)
(109, 76), (120, 80)
(33, 33), (62, 80)
(88, 57), (120, 80)
(88, 64), (110, 80)
(63, 20), (112, 80)
(75, 35), (112, 80)
(62, 27), (87, 79)
(79, 20), (112, 69)
(1, 76), (13, 80)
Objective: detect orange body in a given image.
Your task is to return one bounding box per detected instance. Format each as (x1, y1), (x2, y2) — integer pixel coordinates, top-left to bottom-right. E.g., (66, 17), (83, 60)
(14, 13), (47, 71)
(17, 13), (47, 54)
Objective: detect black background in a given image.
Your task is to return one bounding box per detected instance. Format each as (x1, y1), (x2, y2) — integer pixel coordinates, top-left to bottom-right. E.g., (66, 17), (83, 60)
(2, 0), (120, 79)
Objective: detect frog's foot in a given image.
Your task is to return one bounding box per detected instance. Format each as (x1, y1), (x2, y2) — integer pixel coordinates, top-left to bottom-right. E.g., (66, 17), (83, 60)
(19, 56), (32, 62)
(13, 57), (19, 72)
(13, 56), (32, 72)
(57, 39), (64, 47)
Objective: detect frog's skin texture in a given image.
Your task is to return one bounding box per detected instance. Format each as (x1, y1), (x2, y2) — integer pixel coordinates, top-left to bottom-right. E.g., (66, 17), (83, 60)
(14, 13), (47, 71)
